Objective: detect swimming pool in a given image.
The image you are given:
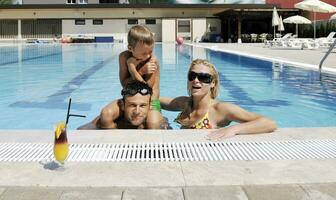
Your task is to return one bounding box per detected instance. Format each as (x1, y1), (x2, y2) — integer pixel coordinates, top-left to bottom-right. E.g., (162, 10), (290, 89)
(0, 43), (335, 129)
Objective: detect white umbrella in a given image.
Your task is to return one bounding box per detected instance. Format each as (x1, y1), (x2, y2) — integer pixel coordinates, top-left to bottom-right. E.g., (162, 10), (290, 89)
(295, 0), (336, 39)
(272, 7), (280, 38)
(283, 15), (312, 36)
(278, 16), (285, 34)
(331, 13), (336, 20)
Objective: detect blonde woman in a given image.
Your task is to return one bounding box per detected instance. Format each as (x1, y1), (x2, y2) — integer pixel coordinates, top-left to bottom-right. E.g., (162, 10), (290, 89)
(160, 59), (277, 140)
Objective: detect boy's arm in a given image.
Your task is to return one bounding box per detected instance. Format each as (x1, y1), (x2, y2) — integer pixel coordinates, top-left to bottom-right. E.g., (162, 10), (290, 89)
(119, 52), (140, 87)
(145, 57), (160, 99)
(127, 58), (146, 83)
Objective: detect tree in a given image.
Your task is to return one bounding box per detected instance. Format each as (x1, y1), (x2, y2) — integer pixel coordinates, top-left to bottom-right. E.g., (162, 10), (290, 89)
(0, 0), (12, 4)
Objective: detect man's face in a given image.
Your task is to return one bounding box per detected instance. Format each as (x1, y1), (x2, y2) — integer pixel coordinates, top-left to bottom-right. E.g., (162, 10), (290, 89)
(129, 42), (153, 62)
(123, 93), (151, 127)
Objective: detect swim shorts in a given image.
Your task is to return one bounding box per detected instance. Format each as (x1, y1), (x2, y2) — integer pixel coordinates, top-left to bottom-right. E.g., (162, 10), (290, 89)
(150, 99), (161, 112)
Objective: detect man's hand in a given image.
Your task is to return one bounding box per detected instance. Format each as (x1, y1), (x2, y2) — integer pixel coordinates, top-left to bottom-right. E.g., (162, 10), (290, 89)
(205, 127), (238, 141)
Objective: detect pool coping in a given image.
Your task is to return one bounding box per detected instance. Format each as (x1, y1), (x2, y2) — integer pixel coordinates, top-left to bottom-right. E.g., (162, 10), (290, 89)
(1, 127), (336, 187)
(187, 43), (336, 74)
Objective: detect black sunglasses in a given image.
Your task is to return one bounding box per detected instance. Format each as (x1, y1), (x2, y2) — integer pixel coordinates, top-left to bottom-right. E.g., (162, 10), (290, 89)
(188, 71), (213, 84)
(121, 87), (152, 96)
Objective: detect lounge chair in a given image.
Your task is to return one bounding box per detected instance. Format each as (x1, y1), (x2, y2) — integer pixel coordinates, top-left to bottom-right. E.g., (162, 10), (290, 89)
(316, 32), (336, 47)
(264, 33), (293, 47)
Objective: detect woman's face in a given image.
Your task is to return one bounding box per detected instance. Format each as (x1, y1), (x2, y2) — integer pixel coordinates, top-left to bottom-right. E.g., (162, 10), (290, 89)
(188, 64), (214, 97)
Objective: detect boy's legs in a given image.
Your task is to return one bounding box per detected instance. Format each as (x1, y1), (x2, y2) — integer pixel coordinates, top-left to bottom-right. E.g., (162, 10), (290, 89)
(146, 110), (165, 129)
(146, 99), (166, 129)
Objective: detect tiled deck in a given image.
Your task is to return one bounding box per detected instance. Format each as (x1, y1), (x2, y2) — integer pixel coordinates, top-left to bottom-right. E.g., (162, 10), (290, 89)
(1, 128), (336, 199)
(191, 43), (336, 73)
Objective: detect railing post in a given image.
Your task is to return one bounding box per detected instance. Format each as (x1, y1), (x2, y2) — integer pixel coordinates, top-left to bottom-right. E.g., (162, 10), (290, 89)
(319, 39), (336, 75)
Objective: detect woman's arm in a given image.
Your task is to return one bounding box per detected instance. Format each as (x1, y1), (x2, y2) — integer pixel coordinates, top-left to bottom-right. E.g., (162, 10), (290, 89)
(160, 96), (189, 111)
(207, 103), (277, 140)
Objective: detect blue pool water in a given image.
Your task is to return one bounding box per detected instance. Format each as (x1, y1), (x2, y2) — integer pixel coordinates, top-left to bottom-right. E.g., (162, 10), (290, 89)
(0, 43), (335, 129)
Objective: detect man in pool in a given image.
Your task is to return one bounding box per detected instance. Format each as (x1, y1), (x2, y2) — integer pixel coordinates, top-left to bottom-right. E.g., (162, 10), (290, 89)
(78, 81), (163, 129)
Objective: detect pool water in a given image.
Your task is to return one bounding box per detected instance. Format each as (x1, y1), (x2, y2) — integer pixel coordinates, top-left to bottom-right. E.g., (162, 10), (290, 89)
(0, 43), (335, 129)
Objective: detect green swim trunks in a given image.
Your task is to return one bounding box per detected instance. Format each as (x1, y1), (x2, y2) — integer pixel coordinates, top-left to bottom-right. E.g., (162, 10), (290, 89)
(151, 99), (161, 112)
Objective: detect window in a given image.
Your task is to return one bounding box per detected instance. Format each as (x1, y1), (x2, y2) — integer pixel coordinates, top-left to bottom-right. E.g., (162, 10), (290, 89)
(93, 19), (103, 25)
(66, 0), (76, 4)
(78, 0), (88, 3)
(128, 19), (138, 25)
(99, 0), (119, 3)
(145, 19), (156, 25)
(75, 19), (85, 25)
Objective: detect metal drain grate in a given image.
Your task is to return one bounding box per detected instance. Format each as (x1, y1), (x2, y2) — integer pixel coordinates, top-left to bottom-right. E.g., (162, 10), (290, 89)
(0, 140), (336, 162)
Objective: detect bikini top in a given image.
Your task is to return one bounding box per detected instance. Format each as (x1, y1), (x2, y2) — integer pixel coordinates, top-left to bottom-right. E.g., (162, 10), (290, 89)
(175, 111), (213, 129)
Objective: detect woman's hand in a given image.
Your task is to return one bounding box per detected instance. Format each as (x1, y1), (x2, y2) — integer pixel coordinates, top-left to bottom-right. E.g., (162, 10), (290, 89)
(205, 127), (238, 141)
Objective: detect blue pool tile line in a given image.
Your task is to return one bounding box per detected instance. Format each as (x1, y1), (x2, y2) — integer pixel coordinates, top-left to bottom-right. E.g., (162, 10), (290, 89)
(10, 54), (118, 111)
(218, 72), (290, 111)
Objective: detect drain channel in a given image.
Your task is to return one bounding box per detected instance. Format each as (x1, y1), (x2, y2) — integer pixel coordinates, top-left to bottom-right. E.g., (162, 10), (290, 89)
(0, 140), (335, 162)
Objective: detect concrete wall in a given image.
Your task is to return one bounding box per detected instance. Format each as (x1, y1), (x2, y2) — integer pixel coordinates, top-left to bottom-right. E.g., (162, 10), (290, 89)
(192, 18), (206, 42)
(62, 19), (162, 42)
(130, 19), (162, 42)
(62, 19), (128, 41)
(22, 0), (99, 4)
(162, 19), (176, 42)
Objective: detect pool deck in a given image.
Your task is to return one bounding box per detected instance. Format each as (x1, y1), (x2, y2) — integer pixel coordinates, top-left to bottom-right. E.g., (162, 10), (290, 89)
(1, 43), (336, 199)
(190, 43), (336, 74)
(1, 128), (336, 199)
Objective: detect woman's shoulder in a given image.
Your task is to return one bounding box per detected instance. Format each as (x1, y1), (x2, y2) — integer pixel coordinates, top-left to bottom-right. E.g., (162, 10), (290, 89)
(212, 101), (237, 113)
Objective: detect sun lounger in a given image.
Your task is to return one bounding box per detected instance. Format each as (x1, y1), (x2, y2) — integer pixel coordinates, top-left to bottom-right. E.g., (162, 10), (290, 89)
(264, 33), (293, 47)
(316, 32), (336, 47)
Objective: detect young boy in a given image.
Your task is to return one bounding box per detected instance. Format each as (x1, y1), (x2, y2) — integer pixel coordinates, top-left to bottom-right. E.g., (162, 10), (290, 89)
(102, 25), (163, 129)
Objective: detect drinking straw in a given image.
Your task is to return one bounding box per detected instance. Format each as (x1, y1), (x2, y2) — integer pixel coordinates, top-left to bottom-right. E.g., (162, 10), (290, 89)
(65, 98), (86, 125)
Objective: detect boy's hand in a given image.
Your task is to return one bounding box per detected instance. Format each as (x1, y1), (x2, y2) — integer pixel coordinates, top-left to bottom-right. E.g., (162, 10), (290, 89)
(139, 57), (157, 75)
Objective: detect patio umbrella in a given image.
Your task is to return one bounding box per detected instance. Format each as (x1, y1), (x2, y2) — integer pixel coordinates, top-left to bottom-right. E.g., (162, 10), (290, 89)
(283, 15), (312, 36)
(272, 7), (280, 38)
(278, 16), (285, 35)
(295, 0), (336, 39)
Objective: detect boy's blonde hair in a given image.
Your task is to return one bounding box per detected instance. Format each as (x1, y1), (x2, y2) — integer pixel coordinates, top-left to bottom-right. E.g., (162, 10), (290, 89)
(188, 59), (219, 99)
(128, 25), (154, 48)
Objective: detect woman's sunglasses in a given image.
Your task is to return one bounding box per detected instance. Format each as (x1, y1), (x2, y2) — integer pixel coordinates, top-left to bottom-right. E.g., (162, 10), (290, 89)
(188, 71), (213, 84)
(121, 87), (152, 96)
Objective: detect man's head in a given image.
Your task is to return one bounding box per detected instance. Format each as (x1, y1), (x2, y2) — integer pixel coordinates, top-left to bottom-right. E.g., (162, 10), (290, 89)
(127, 25), (154, 62)
(121, 81), (152, 127)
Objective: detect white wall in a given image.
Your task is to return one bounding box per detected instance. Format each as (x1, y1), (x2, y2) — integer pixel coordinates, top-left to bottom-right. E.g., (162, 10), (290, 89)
(62, 19), (128, 42)
(162, 19), (176, 42)
(192, 18), (206, 42)
(127, 19), (162, 42)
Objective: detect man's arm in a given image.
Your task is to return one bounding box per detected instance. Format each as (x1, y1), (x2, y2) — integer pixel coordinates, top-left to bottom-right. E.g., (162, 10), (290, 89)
(97, 100), (122, 129)
(78, 100), (122, 130)
(206, 103), (277, 140)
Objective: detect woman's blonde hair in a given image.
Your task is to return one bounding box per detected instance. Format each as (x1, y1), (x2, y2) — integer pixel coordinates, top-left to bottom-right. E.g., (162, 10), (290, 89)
(188, 59), (219, 99)
(128, 25), (154, 48)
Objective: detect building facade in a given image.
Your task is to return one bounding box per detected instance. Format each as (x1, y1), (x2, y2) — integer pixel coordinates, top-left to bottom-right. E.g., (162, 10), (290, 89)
(0, 0), (335, 42)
